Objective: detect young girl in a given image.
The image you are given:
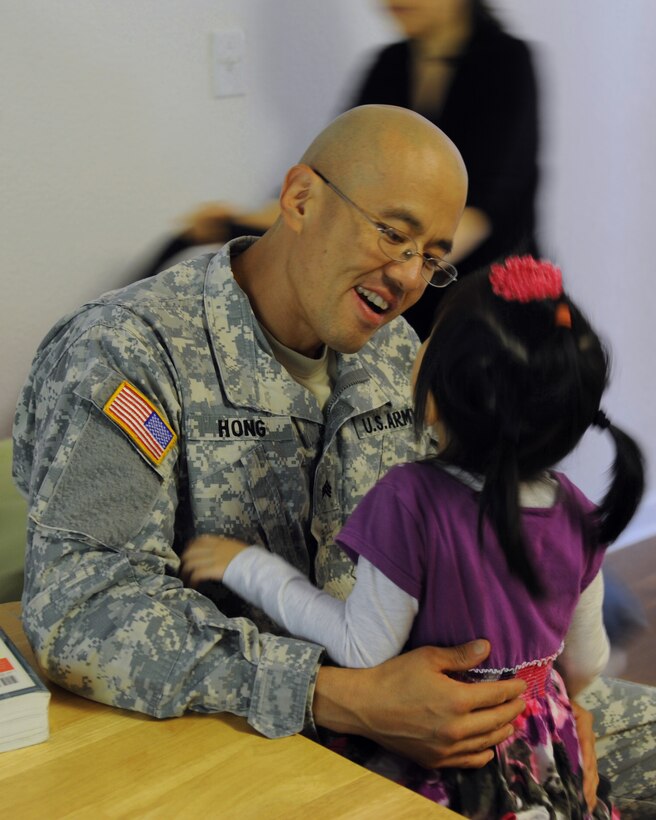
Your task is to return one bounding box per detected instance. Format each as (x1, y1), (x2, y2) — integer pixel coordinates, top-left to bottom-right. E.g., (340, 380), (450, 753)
(181, 256), (644, 819)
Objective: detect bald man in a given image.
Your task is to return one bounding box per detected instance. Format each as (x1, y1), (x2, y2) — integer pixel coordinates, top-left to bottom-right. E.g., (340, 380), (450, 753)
(14, 105), (527, 769)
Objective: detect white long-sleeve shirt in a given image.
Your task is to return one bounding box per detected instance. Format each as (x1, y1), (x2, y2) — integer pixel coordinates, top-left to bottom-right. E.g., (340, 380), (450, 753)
(224, 547), (608, 683)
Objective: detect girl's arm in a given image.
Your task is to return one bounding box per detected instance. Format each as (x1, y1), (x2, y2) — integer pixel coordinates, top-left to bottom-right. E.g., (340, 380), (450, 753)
(181, 536), (418, 668)
(557, 572), (610, 697)
(225, 547), (418, 668)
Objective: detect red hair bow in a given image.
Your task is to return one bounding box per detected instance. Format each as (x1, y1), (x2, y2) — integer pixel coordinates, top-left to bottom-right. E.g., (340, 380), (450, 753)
(489, 256), (563, 303)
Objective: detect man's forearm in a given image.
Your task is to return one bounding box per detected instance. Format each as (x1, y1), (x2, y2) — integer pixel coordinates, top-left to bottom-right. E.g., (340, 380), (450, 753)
(313, 664), (372, 736)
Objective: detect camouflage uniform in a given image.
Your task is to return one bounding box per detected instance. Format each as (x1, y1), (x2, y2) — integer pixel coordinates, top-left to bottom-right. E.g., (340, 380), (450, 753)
(579, 677), (656, 819)
(12, 239), (655, 812)
(12, 238), (423, 738)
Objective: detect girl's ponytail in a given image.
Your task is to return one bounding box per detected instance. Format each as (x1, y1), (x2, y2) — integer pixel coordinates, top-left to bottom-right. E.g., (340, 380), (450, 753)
(479, 435), (543, 596)
(593, 410), (645, 544)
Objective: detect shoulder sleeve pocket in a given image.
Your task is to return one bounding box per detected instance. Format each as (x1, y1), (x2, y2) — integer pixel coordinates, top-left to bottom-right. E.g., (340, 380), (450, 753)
(35, 410), (162, 548)
(33, 365), (177, 548)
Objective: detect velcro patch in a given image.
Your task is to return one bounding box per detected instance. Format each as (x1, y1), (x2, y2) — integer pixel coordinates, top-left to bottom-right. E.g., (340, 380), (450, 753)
(103, 381), (176, 465)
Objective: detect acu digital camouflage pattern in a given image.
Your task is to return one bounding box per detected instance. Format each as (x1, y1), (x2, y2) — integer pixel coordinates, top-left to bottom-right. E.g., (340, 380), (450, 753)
(12, 238), (656, 811)
(12, 237), (427, 738)
(579, 676), (656, 819)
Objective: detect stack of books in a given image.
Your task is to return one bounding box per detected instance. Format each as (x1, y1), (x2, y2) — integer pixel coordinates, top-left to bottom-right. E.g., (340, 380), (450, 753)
(0, 628), (50, 752)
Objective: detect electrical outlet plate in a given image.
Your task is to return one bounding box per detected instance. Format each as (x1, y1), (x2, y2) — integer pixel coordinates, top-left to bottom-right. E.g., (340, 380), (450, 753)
(211, 29), (246, 98)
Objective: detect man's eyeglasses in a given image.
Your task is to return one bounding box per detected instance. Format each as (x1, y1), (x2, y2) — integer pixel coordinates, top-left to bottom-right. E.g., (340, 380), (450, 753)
(311, 168), (458, 288)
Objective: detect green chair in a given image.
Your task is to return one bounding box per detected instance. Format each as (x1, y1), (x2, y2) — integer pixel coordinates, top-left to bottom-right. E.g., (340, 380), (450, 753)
(0, 438), (27, 602)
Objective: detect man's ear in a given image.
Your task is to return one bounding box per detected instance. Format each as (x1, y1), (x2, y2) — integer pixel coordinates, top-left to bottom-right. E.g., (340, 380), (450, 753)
(279, 164), (316, 233)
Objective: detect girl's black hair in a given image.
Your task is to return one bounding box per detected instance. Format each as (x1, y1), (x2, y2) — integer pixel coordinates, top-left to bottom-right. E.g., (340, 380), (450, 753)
(413, 265), (645, 595)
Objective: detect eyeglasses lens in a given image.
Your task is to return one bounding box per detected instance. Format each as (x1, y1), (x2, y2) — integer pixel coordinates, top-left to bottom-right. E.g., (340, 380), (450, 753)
(427, 263), (457, 288)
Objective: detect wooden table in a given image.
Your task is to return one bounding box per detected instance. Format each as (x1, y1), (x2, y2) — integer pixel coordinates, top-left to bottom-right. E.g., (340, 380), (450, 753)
(0, 602), (461, 819)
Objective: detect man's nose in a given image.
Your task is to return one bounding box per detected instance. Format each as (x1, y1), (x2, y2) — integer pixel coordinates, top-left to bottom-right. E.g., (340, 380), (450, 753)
(383, 254), (426, 292)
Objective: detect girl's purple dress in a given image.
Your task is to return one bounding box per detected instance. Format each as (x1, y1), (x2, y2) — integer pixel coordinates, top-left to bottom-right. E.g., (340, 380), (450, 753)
(331, 461), (618, 819)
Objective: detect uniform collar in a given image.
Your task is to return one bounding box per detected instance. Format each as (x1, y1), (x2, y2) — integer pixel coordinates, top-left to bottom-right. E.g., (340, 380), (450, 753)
(204, 238), (417, 420)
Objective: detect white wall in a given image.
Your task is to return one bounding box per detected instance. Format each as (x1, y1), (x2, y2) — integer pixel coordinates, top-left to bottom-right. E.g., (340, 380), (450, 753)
(2, 1), (654, 547)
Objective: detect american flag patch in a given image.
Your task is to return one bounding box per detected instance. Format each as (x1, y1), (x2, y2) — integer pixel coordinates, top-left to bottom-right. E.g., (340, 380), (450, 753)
(103, 381), (176, 465)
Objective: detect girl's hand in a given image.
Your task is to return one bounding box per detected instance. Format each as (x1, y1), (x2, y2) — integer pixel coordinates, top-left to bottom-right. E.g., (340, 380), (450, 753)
(180, 534), (248, 587)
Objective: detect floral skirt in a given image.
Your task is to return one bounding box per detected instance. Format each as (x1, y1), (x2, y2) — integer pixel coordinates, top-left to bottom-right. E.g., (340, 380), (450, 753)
(326, 668), (619, 819)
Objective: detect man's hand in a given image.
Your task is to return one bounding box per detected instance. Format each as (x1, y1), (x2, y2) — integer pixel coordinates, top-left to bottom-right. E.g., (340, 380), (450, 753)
(180, 534), (248, 587)
(572, 700), (599, 812)
(313, 640), (526, 769)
